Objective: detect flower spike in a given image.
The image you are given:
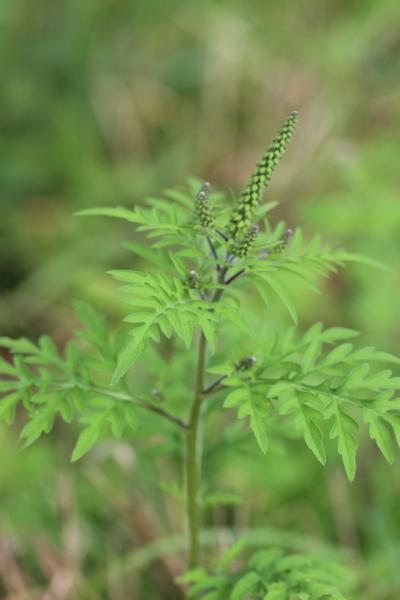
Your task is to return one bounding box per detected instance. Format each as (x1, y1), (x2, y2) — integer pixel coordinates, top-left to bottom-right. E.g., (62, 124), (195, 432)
(229, 111), (299, 240)
(235, 225), (260, 258)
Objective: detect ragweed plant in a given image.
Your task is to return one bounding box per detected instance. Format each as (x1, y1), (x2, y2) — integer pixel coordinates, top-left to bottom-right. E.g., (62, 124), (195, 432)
(1, 112), (400, 599)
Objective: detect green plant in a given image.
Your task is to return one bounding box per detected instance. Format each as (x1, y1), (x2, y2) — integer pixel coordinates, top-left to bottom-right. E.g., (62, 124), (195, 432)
(1, 112), (400, 599)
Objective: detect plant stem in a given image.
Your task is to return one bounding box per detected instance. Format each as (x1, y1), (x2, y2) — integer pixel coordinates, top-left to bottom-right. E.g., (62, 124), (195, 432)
(52, 382), (189, 430)
(185, 332), (208, 568)
(225, 268), (245, 285)
(185, 265), (229, 568)
(202, 375), (226, 395)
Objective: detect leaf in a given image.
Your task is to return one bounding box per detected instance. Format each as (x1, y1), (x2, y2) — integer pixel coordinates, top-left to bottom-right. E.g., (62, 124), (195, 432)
(222, 306), (252, 336)
(0, 392), (21, 424)
(323, 343), (353, 366)
(363, 370), (400, 390)
(168, 251), (187, 276)
(262, 274), (298, 325)
(0, 380), (19, 392)
(0, 337), (38, 354)
(176, 568), (208, 586)
(20, 406), (56, 447)
(224, 389), (248, 408)
(124, 312), (154, 325)
(341, 364), (370, 390)
(14, 356), (35, 382)
(71, 418), (105, 462)
(224, 387), (269, 453)
(299, 404), (326, 465)
(320, 327), (359, 343)
(368, 351), (400, 364)
(248, 548), (284, 572)
(303, 322), (323, 342)
(167, 310), (192, 348)
(163, 187), (194, 208)
(208, 364), (233, 376)
(337, 251), (389, 271)
(108, 269), (145, 283)
(264, 582), (288, 600)
(75, 206), (137, 222)
(278, 264), (321, 294)
(123, 241), (167, 268)
(219, 539), (248, 570)
(230, 571), (260, 600)
(74, 301), (106, 336)
(109, 410), (125, 439)
(112, 336), (146, 384)
(111, 270), (210, 365)
(0, 357), (17, 376)
(267, 381), (293, 398)
(248, 400), (269, 454)
(38, 335), (62, 365)
(301, 337), (321, 373)
(158, 315), (173, 338)
(254, 280), (271, 308)
(237, 393), (269, 454)
(59, 399), (74, 424)
(330, 408), (359, 481)
(122, 403), (138, 430)
(65, 341), (82, 374)
(364, 411), (394, 464)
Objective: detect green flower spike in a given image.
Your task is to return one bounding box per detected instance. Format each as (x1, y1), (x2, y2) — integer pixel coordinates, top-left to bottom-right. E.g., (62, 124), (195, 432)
(236, 225), (260, 258)
(195, 181), (214, 227)
(229, 111), (299, 240)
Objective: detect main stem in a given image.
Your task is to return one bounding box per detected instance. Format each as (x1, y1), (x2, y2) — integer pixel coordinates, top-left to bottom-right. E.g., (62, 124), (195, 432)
(185, 266), (228, 568)
(185, 331), (207, 568)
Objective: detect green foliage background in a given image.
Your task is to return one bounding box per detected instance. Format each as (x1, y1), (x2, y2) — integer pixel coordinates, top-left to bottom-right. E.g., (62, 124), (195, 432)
(0, 0), (399, 598)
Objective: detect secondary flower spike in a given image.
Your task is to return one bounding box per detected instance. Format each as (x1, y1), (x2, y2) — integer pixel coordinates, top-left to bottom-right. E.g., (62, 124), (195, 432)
(195, 181), (214, 227)
(236, 225), (259, 257)
(229, 111), (299, 240)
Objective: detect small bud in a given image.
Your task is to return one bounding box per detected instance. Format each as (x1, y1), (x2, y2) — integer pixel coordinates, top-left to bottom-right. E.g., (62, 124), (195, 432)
(236, 356), (256, 371)
(281, 228), (293, 242)
(272, 228), (293, 254)
(195, 181), (214, 227)
(188, 269), (200, 289)
(151, 388), (165, 402)
(260, 228), (293, 258)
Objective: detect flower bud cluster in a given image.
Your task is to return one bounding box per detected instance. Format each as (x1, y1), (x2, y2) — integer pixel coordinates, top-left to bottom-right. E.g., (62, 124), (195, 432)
(268, 228), (293, 255)
(195, 181), (214, 227)
(235, 225), (260, 258)
(236, 356), (257, 371)
(187, 270), (201, 290)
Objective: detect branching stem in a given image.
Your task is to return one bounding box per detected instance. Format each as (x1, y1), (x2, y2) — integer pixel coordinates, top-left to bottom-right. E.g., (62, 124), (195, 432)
(215, 230), (228, 242)
(54, 382), (189, 430)
(207, 236), (220, 271)
(202, 375), (226, 395)
(225, 268), (245, 285)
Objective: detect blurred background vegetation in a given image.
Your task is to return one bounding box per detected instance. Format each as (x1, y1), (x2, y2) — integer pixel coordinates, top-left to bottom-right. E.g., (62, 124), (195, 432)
(0, 0), (399, 598)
